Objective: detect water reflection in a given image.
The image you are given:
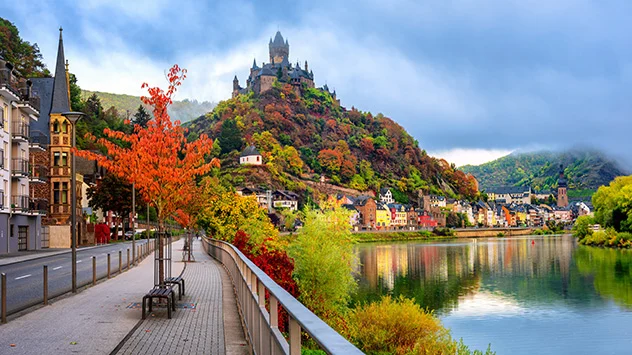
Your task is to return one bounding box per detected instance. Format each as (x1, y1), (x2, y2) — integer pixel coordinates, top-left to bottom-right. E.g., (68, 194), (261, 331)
(353, 236), (632, 354)
(353, 235), (632, 313)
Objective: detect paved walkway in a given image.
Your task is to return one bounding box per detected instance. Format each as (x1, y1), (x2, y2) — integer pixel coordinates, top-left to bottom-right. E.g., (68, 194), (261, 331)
(0, 239), (249, 355)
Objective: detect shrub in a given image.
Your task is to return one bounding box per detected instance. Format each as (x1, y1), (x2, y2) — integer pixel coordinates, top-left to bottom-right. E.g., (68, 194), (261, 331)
(572, 215), (595, 241)
(348, 296), (495, 355)
(496, 232), (505, 238)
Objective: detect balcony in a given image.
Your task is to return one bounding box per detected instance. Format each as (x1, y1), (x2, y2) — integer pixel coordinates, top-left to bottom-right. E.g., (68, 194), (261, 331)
(30, 164), (47, 183)
(0, 68), (20, 100)
(11, 158), (29, 178)
(29, 130), (48, 151)
(30, 198), (48, 215)
(11, 195), (29, 212)
(12, 122), (30, 142)
(17, 94), (40, 116)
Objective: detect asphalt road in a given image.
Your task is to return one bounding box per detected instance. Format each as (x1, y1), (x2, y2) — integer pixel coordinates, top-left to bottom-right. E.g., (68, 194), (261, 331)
(0, 240), (150, 315)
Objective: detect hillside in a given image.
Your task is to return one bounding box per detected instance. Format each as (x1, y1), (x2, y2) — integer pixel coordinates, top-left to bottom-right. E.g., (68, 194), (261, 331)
(460, 150), (628, 194)
(81, 90), (215, 123)
(186, 83), (478, 202)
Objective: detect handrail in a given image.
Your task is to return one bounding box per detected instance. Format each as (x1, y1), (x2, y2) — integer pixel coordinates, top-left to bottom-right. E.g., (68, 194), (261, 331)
(201, 236), (363, 355)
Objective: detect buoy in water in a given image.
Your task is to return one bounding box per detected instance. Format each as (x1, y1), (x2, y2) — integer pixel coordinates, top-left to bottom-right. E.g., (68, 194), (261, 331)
(531, 240), (535, 245)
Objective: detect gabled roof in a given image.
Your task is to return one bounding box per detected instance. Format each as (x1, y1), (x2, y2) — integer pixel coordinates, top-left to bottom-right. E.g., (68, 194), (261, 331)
(353, 195), (374, 207)
(379, 187), (391, 195)
(240, 145), (260, 157)
(488, 186), (530, 194)
(50, 28), (70, 114)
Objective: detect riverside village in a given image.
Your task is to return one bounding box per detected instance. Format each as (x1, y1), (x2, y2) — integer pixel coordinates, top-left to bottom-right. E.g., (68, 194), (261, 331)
(0, 4), (631, 355)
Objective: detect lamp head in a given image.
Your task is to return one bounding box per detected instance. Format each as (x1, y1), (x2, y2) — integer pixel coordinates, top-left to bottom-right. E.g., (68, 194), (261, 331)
(61, 111), (85, 124)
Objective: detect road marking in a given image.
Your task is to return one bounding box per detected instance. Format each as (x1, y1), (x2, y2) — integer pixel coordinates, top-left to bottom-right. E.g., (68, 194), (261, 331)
(53, 266), (63, 270)
(15, 274), (31, 280)
(76, 260), (82, 263)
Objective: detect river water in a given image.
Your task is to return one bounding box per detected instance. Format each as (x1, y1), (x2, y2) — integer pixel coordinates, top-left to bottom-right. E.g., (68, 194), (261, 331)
(353, 235), (632, 354)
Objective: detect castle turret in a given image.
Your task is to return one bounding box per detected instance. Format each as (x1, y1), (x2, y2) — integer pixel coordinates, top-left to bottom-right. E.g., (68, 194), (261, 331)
(269, 31), (289, 65)
(305, 60), (308, 72)
(232, 75), (240, 98)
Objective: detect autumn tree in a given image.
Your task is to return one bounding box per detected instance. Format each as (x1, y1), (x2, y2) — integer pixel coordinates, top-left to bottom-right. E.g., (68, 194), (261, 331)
(78, 64), (217, 284)
(0, 17), (49, 77)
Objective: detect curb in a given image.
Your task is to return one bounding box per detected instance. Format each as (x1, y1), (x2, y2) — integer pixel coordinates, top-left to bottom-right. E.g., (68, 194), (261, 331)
(0, 239), (152, 267)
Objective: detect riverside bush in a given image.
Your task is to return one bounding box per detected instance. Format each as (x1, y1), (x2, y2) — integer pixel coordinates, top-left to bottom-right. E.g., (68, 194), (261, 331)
(348, 296), (495, 355)
(581, 228), (632, 248)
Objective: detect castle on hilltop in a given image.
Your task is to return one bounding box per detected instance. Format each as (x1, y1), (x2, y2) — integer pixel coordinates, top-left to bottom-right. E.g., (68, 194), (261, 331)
(232, 31), (336, 99)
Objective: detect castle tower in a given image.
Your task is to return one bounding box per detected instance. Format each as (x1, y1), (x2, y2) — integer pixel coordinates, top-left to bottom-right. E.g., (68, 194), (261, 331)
(557, 164), (568, 208)
(232, 75), (239, 98)
(269, 31), (289, 64)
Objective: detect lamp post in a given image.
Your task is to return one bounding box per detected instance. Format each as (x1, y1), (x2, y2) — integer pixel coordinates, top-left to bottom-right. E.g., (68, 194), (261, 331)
(62, 111), (85, 294)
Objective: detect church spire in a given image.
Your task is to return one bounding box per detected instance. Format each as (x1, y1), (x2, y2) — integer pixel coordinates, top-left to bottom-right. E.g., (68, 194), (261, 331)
(50, 27), (70, 114)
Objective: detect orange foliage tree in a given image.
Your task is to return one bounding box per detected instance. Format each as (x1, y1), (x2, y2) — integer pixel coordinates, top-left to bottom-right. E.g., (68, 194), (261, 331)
(77, 64), (218, 283)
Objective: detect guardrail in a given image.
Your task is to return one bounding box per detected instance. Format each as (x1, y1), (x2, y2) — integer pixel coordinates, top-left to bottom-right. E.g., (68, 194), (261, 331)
(201, 237), (363, 355)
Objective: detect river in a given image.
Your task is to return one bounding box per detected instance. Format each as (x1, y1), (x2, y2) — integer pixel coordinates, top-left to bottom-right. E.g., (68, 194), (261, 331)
(353, 235), (632, 354)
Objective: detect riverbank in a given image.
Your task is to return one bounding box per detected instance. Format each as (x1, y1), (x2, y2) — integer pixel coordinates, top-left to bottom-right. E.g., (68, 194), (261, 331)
(352, 227), (539, 243)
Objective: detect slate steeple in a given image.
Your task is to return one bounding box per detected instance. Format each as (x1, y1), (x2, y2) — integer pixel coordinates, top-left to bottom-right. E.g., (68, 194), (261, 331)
(50, 27), (70, 114)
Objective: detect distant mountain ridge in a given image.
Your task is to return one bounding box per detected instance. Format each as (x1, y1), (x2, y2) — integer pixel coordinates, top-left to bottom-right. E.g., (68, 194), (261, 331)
(460, 149), (628, 192)
(81, 90), (216, 123)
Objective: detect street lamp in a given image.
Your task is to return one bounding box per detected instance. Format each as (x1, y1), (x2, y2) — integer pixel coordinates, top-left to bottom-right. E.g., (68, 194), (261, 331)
(62, 111), (85, 294)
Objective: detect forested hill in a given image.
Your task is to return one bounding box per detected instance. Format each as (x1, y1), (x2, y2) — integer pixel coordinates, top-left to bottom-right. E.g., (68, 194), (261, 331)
(460, 150), (628, 192)
(185, 83), (478, 201)
(81, 90), (215, 124)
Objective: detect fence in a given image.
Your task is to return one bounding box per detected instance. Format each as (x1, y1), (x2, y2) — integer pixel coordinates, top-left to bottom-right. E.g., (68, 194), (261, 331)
(0, 239), (156, 323)
(201, 237), (363, 355)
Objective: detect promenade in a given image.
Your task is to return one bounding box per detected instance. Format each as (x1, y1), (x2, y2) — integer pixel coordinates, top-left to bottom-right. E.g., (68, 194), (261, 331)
(0, 239), (249, 355)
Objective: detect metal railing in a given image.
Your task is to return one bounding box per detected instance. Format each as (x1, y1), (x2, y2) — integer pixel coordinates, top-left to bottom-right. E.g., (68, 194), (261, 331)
(11, 158), (29, 176)
(30, 198), (48, 214)
(11, 195), (29, 212)
(11, 122), (30, 141)
(201, 237), (363, 355)
(30, 164), (48, 182)
(19, 93), (40, 112)
(0, 69), (21, 98)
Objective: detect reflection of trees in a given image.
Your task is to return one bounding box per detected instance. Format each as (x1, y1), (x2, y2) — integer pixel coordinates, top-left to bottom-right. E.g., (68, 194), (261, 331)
(353, 236), (626, 313)
(574, 246), (632, 309)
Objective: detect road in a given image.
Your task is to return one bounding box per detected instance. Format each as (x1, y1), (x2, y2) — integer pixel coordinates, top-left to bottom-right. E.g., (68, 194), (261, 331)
(0, 240), (150, 315)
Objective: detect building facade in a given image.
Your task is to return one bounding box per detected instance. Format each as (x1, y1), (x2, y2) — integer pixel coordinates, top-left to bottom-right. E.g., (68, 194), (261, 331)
(0, 57), (45, 254)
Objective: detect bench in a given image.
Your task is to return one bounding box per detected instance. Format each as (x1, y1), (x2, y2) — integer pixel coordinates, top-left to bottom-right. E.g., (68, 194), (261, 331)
(142, 286), (176, 319)
(164, 276), (185, 300)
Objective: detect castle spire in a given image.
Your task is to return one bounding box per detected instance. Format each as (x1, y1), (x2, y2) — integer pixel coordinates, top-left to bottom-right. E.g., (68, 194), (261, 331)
(252, 58), (257, 68)
(50, 26), (70, 114)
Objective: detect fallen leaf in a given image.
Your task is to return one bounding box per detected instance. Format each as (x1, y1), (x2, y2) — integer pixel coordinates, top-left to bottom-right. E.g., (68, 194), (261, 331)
(10, 344), (16, 347)
(70, 342), (77, 345)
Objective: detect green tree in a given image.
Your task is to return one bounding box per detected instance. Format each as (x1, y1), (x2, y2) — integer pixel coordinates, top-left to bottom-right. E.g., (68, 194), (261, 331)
(0, 17), (49, 77)
(219, 118), (242, 155)
(69, 73), (84, 111)
(131, 105), (151, 128)
(288, 205), (357, 323)
(592, 175), (632, 233)
(572, 215), (595, 241)
(87, 174), (137, 240)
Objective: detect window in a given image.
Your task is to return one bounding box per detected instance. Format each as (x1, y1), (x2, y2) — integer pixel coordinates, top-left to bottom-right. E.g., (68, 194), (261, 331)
(53, 121), (59, 133)
(53, 152), (60, 166)
(54, 182), (60, 204)
(62, 182), (68, 204)
(62, 121), (68, 133)
(0, 149), (3, 169)
(0, 105), (3, 129)
(61, 152), (68, 166)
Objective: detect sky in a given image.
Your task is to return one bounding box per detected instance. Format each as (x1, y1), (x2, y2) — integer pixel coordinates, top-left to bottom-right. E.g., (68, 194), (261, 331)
(2, 0), (631, 167)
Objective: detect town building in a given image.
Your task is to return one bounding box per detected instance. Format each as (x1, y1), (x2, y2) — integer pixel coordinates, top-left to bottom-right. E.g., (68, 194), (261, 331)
(239, 145), (262, 165)
(557, 165), (568, 208)
(352, 195), (376, 229)
(30, 28), (84, 248)
(488, 186), (531, 205)
(379, 187), (394, 204)
(0, 56), (45, 253)
(272, 190), (299, 211)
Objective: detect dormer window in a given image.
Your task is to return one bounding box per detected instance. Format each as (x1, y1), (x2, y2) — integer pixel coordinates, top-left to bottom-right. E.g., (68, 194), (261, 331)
(53, 121), (60, 133)
(62, 121), (68, 133)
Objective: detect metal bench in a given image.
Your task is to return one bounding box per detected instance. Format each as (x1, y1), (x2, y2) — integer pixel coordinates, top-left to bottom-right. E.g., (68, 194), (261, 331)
(164, 276), (185, 300)
(142, 286), (176, 319)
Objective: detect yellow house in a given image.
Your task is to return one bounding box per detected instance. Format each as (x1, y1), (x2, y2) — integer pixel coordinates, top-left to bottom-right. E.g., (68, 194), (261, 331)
(376, 203), (391, 229)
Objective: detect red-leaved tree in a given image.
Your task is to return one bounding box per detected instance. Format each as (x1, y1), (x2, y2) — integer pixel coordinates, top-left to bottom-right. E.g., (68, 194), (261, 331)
(78, 64), (219, 284)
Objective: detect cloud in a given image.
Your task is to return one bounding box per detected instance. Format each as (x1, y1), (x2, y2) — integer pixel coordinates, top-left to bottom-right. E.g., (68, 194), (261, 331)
(430, 148), (514, 167)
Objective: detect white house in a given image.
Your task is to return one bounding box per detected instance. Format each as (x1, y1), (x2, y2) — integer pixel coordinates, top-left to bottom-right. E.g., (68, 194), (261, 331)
(240, 145), (262, 165)
(379, 188), (394, 204)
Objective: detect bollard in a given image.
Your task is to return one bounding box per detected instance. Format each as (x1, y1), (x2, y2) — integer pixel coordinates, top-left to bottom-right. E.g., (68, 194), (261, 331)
(107, 254), (111, 279)
(118, 250), (122, 274)
(92, 256), (96, 286)
(1, 273), (7, 324)
(43, 265), (48, 305)
(127, 249), (130, 270)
